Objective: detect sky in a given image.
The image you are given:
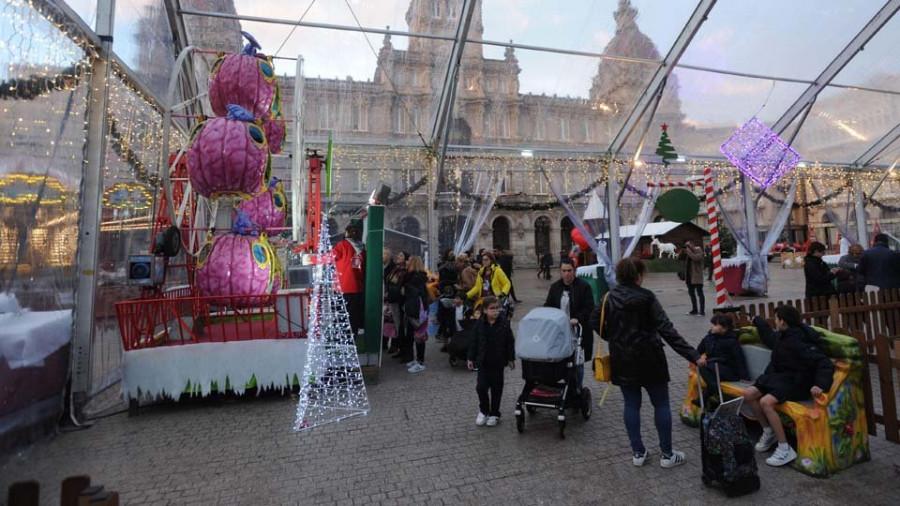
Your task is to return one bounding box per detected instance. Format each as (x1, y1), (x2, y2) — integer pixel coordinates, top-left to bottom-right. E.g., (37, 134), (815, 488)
(60, 0), (900, 130)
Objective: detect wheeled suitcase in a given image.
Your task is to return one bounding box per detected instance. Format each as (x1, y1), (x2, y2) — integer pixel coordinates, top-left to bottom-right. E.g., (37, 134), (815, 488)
(698, 363), (760, 497)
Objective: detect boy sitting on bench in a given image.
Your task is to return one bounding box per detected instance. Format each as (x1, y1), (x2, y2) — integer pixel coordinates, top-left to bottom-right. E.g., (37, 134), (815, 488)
(743, 305), (834, 467)
(693, 314), (748, 407)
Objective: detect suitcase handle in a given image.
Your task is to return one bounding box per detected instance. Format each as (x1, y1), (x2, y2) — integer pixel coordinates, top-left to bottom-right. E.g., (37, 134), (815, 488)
(696, 361), (724, 413)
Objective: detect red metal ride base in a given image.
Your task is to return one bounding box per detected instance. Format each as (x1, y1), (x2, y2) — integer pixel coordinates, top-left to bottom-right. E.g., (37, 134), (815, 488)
(295, 149), (324, 254)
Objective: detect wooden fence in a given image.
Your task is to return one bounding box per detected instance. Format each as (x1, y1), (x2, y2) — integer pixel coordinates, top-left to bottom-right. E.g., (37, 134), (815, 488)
(736, 288), (900, 443)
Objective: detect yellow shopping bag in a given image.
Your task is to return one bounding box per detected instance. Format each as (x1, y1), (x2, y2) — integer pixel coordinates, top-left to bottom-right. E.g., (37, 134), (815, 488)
(593, 292), (612, 382)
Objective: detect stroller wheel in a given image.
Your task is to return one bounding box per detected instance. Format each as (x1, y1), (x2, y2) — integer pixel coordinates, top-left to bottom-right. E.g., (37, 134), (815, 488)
(516, 412), (525, 433)
(580, 388), (592, 420)
(526, 405), (537, 415)
(449, 356), (460, 367)
(558, 420), (566, 439)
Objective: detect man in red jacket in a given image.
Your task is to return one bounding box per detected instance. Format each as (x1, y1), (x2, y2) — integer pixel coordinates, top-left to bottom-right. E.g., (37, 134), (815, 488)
(334, 219), (366, 336)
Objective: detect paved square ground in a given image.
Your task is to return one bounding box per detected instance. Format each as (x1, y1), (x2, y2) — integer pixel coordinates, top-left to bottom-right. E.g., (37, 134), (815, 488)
(3, 267), (900, 505)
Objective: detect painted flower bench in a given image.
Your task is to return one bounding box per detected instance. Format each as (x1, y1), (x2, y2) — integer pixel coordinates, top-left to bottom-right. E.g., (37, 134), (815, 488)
(680, 326), (869, 477)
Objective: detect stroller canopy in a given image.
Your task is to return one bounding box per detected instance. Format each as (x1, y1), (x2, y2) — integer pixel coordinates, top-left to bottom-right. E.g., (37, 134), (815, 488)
(516, 307), (575, 361)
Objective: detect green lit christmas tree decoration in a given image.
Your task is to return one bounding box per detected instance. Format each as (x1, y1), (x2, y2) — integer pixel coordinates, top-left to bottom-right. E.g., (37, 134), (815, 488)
(655, 123), (678, 166)
(294, 219), (369, 431)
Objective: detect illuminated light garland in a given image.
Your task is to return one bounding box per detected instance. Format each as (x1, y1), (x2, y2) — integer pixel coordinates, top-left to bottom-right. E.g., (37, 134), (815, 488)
(866, 194), (900, 213)
(102, 182), (152, 211)
(0, 63), (88, 101)
(0, 173), (69, 205)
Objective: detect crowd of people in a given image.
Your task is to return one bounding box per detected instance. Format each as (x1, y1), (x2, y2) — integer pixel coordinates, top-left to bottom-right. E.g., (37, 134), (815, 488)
(805, 233), (900, 298)
(377, 247), (522, 374)
(333, 221), (851, 470)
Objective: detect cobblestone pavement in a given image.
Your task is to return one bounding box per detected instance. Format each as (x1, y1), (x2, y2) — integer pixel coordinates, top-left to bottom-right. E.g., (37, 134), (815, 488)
(3, 267), (900, 505)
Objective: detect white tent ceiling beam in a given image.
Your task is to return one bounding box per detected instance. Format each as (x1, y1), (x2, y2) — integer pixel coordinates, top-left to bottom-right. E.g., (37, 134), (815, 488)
(675, 63), (900, 97)
(164, 0), (202, 115)
(429, 0), (477, 271)
(431, 0), (477, 153)
(854, 122), (900, 167)
(606, 0), (718, 158)
(771, 0), (900, 135)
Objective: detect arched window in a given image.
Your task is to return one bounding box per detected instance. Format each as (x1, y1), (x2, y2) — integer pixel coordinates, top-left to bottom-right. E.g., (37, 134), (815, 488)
(397, 216), (420, 237)
(492, 216), (510, 251)
(560, 216), (574, 254)
(534, 216), (551, 256)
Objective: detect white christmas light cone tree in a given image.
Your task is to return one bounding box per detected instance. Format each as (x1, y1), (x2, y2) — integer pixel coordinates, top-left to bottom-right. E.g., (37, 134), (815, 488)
(294, 219), (369, 431)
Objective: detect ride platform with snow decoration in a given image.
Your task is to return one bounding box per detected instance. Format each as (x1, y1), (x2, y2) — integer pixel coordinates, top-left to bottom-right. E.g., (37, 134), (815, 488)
(114, 33), (315, 407)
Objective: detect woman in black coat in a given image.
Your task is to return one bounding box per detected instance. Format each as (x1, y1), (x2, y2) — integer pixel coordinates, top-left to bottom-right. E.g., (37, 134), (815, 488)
(401, 256), (429, 371)
(804, 241), (837, 299)
(591, 258), (700, 468)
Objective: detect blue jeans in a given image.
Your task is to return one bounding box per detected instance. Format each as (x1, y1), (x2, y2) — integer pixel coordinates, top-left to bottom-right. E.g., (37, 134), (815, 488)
(620, 383), (672, 455)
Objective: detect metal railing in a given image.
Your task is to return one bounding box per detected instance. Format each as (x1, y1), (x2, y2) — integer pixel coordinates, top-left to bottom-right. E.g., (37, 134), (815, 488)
(115, 290), (311, 351)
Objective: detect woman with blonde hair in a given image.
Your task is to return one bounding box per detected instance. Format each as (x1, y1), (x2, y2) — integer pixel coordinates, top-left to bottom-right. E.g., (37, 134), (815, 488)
(403, 255), (429, 373)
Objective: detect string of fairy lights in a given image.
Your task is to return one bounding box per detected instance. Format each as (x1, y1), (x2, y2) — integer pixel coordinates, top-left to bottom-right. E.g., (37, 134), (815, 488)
(1, 0), (168, 230)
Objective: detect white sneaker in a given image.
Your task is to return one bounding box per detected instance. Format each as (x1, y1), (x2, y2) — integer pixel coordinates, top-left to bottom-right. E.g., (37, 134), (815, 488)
(765, 446), (797, 467)
(406, 360), (417, 368)
(486, 416), (499, 427)
(408, 363), (426, 373)
(755, 431), (777, 452)
(475, 412), (487, 426)
(660, 450), (687, 468)
(632, 450), (650, 467)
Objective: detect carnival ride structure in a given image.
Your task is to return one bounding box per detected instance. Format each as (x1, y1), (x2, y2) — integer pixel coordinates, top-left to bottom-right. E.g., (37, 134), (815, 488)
(115, 33), (325, 407)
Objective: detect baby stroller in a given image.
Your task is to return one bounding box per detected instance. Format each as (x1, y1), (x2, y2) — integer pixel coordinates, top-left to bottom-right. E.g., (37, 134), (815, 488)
(514, 307), (591, 439)
(446, 319), (475, 367)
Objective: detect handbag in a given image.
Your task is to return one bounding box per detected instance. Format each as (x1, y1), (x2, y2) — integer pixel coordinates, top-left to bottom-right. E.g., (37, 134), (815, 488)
(413, 300), (429, 342)
(593, 292), (612, 382)
(383, 305), (396, 339)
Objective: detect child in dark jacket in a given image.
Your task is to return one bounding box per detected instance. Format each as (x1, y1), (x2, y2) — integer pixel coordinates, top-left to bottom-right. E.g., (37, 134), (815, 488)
(467, 296), (515, 427)
(743, 305), (834, 468)
(695, 314), (748, 406)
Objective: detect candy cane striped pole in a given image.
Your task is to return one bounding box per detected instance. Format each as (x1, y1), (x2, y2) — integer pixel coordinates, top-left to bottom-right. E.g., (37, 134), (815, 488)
(705, 166), (728, 307)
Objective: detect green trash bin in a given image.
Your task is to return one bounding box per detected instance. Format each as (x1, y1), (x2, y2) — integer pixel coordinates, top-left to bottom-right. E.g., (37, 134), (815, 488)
(577, 264), (610, 305)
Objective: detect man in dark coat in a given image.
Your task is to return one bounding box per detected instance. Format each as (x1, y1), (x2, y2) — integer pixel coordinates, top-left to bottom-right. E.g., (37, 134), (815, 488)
(496, 249), (520, 302)
(544, 257), (594, 390)
(743, 305), (834, 468)
(804, 241), (837, 299)
(859, 233), (900, 289)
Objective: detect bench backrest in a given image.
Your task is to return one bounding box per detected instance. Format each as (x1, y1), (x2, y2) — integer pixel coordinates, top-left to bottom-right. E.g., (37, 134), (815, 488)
(741, 344), (771, 381)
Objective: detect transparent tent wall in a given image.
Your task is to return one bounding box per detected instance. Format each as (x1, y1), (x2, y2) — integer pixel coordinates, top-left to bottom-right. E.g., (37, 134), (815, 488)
(89, 69), (164, 396)
(0, 0), (91, 447)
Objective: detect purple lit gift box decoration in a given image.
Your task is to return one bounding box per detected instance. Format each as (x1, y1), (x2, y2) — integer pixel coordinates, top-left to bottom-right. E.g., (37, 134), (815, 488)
(720, 117), (801, 189)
